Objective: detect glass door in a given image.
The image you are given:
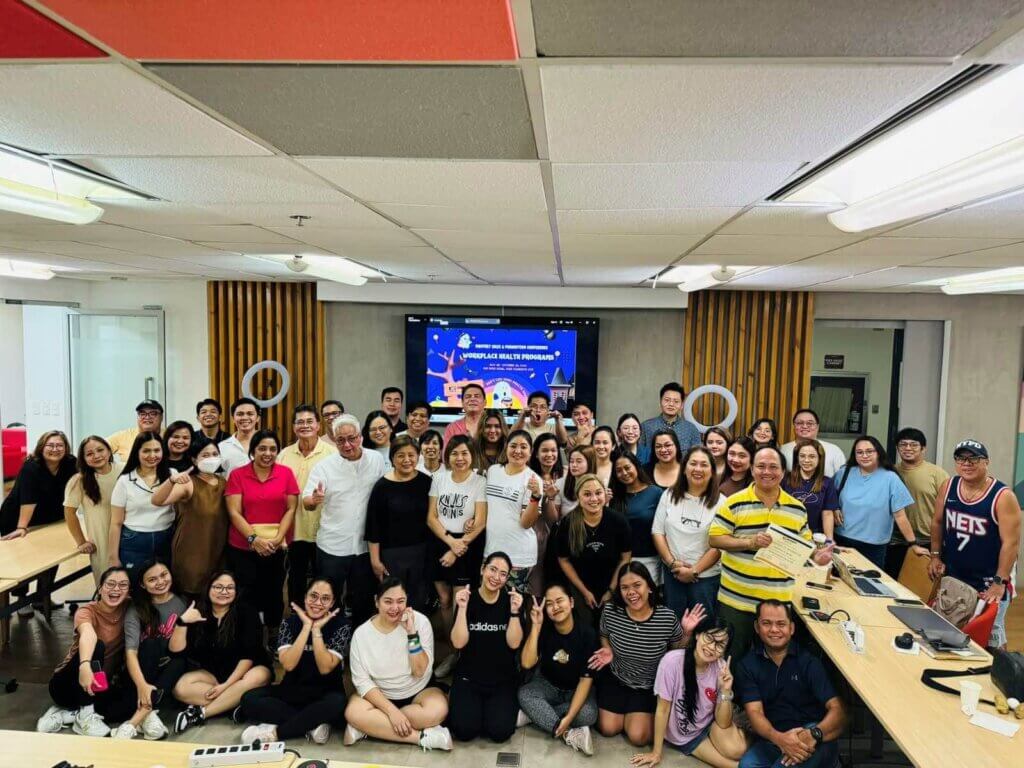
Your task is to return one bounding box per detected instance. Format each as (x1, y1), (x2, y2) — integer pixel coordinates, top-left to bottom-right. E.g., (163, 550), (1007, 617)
(68, 310), (165, 444)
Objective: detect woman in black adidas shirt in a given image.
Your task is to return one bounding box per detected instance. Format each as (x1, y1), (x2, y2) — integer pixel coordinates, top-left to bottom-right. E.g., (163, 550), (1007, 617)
(447, 551), (523, 742)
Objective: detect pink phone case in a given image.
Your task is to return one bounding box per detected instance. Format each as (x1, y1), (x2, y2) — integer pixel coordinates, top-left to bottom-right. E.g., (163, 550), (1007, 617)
(90, 670), (108, 693)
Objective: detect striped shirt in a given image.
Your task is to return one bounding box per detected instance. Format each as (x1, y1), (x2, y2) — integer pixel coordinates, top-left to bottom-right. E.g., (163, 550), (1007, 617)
(600, 604), (683, 690)
(709, 484), (812, 613)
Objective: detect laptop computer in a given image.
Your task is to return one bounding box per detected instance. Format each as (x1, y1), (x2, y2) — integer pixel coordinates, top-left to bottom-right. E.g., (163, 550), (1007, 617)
(832, 553), (896, 598)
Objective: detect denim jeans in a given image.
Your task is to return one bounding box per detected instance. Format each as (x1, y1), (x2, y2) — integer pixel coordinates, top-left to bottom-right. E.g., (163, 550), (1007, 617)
(662, 568), (720, 622)
(119, 526), (173, 583)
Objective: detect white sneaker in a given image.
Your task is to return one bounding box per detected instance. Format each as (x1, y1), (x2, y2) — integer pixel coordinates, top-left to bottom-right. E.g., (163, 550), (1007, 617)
(111, 722), (138, 739)
(516, 709), (531, 728)
(342, 723), (366, 746)
(36, 705), (73, 733)
(307, 723), (331, 744)
(418, 724), (453, 751)
(140, 710), (168, 740)
(564, 725), (594, 756)
(242, 723), (278, 745)
(433, 653), (458, 678)
(73, 708), (110, 737)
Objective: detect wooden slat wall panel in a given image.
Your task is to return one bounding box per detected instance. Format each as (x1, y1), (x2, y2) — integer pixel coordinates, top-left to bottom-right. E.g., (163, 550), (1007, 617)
(682, 290), (815, 444)
(207, 281), (325, 437)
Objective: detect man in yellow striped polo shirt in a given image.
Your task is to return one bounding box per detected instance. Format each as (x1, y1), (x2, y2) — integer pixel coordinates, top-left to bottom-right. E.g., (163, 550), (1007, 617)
(709, 446), (832, 660)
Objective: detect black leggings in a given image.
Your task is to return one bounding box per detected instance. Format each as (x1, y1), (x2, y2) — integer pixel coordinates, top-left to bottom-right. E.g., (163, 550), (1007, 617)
(240, 683), (347, 740)
(48, 640), (136, 721)
(227, 546), (286, 628)
(287, 541), (317, 607)
(447, 676), (518, 742)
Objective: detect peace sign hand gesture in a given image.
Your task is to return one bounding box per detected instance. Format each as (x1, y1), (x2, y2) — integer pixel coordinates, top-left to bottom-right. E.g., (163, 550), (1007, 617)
(717, 657), (734, 693)
(530, 595), (545, 626)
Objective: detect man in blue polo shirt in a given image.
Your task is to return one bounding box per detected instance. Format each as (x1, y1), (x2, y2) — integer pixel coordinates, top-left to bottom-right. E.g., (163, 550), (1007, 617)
(735, 600), (845, 767)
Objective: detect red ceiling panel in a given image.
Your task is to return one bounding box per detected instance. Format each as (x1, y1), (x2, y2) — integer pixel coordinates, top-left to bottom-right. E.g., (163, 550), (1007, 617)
(0, 0), (104, 58)
(38, 0), (519, 61)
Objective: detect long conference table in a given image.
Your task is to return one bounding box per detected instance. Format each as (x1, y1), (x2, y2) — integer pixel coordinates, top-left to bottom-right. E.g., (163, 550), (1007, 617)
(792, 549), (1019, 766)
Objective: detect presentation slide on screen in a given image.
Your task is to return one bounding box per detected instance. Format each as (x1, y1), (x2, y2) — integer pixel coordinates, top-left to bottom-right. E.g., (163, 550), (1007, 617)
(424, 325), (578, 410)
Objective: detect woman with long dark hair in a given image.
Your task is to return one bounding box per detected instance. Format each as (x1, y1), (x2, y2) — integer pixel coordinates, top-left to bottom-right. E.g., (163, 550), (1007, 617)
(63, 436), (120, 585)
(617, 413), (648, 466)
(647, 429), (682, 489)
(528, 432), (565, 593)
(108, 432), (173, 581)
(631, 618), (747, 767)
(718, 437), (755, 498)
(610, 450), (662, 584)
(172, 571), (272, 734)
(363, 410), (394, 470)
(747, 418), (778, 450)
(161, 421), (195, 474)
(473, 409), (508, 473)
(782, 438), (839, 536)
(484, 429), (543, 592)
(702, 427), (731, 484)
(591, 426), (618, 488)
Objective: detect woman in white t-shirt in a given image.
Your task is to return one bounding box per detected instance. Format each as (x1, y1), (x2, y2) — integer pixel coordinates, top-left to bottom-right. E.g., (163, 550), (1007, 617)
(108, 432), (176, 582)
(427, 435), (487, 633)
(416, 430), (444, 477)
(343, 578), (452, 751)
(484, 430), (543, 592)
(651, 447), (725, 622)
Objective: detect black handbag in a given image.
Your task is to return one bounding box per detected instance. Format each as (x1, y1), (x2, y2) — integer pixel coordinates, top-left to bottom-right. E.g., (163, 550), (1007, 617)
(992, 648), (1024, 700)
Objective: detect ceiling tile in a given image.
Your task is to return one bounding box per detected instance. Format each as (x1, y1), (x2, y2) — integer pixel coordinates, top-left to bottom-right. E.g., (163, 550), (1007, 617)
(265, 226), (424, 250)
(541, 63), (949, 163)
(552, 162), (801, 208)
(412, 229), (553, 252)
(532, 0), (1022, 57)
(0, 0), (104, 58)
(560, 233), (703, 260)
(0, 63), (269, 156)
(562, 265), (663, 286)
(979, 25), (1024, 62)
(71, 157), (348, 204)
(299, 159), (546, 208)
(377, 205), (551, 233)
(890, 203), (1024, 238)
(200, 202), (394, 231)
(557, 208), (739, 235)
(809, 236), (1019, 266)
(725, 265), (855, 290)
(921, 242), (1024, 268)
(814, 266), (983, 289)
(147, 64), (535, 159)
(690, 233), (853, 259)
(91, 201), (237, 232)
(718, 205), (853, 237)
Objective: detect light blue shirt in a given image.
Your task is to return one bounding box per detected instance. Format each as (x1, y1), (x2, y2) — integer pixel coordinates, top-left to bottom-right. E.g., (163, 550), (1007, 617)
(834, 466), (914, 545)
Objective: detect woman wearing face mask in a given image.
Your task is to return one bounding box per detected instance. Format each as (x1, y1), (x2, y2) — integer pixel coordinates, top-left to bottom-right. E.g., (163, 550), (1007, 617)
(746, 418), (778, 450)
(37, 566), (134, 737)
(528, 432), (565, 594)
(153, 437), (228, 598)
(112, 558), (189, 740)
(344, 578), (452, 751)
(447, 552), (523, 743)
(653, 447), (725, 621)
(108, 433), (174, 582)
(161, 421), (195, 475)
(172, 571), (272, 734)
(225, 430), (299, 635)
(363, 410), (394, 471)
(417, 429), (444, 476)
(519, 582), (599, 755)
(591, 427), (618, 489)
(427, 436), (487, 658)
(63, 436), (120, 586)
(782, 439), (839, 536)
(718, 437), (755, 498)
(702, 428), (731, 484)
(556, 475), (632, 628)
(631, 619), (747, 768)
(484, 430), (543, 592)
(617, 414), (648, 466)
(588, 562), (702, 747)
(647, 429), (683, 490)
(239, 578), (350, 746)
(367, 435), (433, 611)
(473, 409), (509, 473)
(610, 450), (663, 584)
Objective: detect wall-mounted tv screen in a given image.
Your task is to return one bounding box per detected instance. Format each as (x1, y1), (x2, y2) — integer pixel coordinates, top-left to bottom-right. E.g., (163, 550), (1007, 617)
(405, 315), (600, 418)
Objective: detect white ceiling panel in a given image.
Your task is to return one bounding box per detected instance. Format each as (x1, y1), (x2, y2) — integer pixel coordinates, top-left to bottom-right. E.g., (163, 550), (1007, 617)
(0, 63), (269, 157)
(553, 162), (801, 209)
(724, 265), (855, 290)
(412, 229), (553, 253)
(297, 159), (546, 208)
(814, 266), (982, 289)
(377, 205), (551, 233)
(562, 265), (663, 286)
(557, 207), (739, 235)
(198, 201), (395, 230)
(91, 201), (238, 233)
(560, 233), (703, 260)
(890, 208), (1024, 238)
(921, 242), (1024, 268)
(719, 205), (852, 237)
(71, 158), (347, 204)
(541, 63), (949, 162)
(809, 236), (1019, 266)
(690, 233), (853, 260)
(265, 226), (424, 250)
(979, 27), (1024, 62)
(460, 265), (561, 285)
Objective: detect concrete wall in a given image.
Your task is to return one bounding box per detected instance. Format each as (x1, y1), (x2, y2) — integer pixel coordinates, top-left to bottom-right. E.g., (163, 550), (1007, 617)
(325, 302), (685, 427)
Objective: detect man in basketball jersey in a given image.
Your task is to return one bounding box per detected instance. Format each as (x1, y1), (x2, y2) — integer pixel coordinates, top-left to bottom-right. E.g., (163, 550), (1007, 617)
(928, 440), (1021, 649)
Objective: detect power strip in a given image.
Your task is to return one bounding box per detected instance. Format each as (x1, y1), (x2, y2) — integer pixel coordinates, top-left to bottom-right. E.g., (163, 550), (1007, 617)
(189, 741), (286, 767)
(839, 619), (865, 653)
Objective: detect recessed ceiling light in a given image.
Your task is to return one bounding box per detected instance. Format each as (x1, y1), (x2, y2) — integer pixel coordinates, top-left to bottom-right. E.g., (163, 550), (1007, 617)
(660, 264), (755, 291)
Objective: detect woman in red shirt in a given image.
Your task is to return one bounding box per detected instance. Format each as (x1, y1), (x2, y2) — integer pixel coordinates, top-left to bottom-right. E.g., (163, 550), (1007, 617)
(225, 430), (298, 635)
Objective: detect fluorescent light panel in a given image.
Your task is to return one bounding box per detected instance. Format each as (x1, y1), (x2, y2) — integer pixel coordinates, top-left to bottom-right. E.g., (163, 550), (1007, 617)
(918, 266), (1024, 295)
(247, 253), (383, 286)
(661, 264), (755, 288)
(784, 65), (1024, 231)
(0, 259), (55, 280)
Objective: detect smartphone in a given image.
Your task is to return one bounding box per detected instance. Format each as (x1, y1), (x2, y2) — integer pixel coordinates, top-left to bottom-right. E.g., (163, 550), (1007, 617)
(89, 660), (108, 693)
(801, 596), (821, 610)
(809, 610), (832, 623)
(806, 582), (833, 591)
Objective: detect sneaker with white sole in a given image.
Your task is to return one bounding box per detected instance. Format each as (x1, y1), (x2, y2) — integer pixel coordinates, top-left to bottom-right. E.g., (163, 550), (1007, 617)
(433, 653), (458, 679)
(140, 710), (168, 740)
(242, 723), (278, 745)
(307, 723), (331, 744)
(342, 723), (366, 746)
(516, 708), (531, 728)
(111, 722), (138, 739)
(73, 708), (110, 737)
(564, 725), (593, 756)
(36, 705), (74, 733)
(174, 705), (205, 734)
(418, 724), (453, 751)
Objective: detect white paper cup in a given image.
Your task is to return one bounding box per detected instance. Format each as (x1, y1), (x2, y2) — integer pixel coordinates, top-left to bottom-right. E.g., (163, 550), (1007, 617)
(960, 681), (982, 716)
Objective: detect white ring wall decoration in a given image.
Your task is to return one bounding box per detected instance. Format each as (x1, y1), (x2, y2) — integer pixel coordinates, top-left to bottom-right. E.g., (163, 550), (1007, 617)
(241, 360), (291, 408)
(683, 385), (739, 434)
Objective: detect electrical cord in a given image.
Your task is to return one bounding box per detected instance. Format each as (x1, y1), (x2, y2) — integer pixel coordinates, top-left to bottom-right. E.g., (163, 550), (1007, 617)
(826, 609), (851, 623)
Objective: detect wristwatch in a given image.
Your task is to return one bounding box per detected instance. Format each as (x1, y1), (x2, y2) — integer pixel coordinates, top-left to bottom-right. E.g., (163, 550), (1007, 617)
(247, 533), (257, 549)
(809, 726), (824, 744)
(991, 575), (1006, 586)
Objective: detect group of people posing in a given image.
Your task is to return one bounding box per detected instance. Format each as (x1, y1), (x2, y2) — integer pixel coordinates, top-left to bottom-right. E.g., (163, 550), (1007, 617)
(2, 380), (1018, 767)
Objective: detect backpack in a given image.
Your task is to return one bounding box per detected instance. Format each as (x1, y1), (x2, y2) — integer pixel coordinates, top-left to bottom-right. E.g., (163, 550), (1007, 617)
(933, 575), (979, 628)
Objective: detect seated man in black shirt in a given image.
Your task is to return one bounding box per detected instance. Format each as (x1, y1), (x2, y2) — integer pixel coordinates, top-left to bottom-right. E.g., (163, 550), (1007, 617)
(735, 600), (845, 768)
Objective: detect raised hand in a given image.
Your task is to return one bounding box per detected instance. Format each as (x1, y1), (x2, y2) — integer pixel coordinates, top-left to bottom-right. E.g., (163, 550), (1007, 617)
(526, 475), (541, 497)
(400, 608), (416, 633)
(180, 600), (206, 625)
(290, 602), (312, 628)
(454, 584), (471, 610)
(312, 608), (340, 631)
(680, 603), (706, 634)
(310, 481), (326, 506)
(171, 466), (194, 484)
(530, 595), (545, 625)
(717, 657), (733, 692)
(509, 586), (523, 614)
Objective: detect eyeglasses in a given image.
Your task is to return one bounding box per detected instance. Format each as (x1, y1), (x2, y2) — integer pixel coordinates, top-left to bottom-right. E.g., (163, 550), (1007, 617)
(700, 633), (729, 653)
(43, 443), (65, 450)
(954, 455), (983, 466)
(138, 410), (161, 418)
(485, 565), (510, 580)
(210, 584), (236, 593)
(369, 426), (389, 434)
(103, 580), (130, 591)
(855, 449), (877, 457)
(897, 441), (921, 449)
(294, 419), (318, 427)
(335, 436), (360, 445)
(308, 592), (333, 605)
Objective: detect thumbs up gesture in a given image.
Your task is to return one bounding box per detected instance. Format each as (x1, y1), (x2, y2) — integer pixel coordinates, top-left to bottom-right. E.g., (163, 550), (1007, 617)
(311, 481), (326, 505)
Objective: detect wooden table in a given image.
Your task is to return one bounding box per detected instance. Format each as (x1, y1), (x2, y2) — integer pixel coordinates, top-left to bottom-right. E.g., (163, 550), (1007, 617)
(794, 550), (1020, 766)
(1, 729), (297, 768)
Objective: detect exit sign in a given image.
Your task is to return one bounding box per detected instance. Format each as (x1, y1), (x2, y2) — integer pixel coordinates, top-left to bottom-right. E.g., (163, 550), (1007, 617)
(824, 354), (845, 370)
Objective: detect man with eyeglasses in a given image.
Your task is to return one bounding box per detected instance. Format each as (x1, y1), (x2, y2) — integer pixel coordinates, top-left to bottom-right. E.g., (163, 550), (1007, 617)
(278, 404), (337, 606)
(443, 383), (487, 446)
(887, 427), (948, 578)
(303, 414), (386, 626)
(779, 409), (846, 478)
(107, 400), (164, 462)
(928, 440), (1021, 650)
(320, 400), (344, 447)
